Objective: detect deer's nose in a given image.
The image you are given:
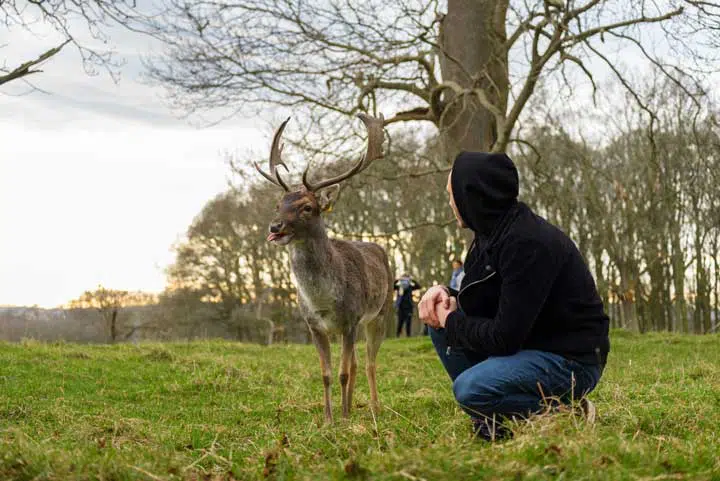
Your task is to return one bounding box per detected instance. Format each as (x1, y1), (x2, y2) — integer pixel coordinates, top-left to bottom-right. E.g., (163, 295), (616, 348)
(269, 221), (283, 234)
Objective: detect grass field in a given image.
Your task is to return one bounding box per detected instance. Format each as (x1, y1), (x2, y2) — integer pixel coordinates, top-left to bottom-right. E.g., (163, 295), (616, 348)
(1, 330), (719, 480)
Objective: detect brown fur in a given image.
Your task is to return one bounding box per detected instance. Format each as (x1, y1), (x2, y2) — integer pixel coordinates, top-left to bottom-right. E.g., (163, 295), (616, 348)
(271, 189), (392, 422)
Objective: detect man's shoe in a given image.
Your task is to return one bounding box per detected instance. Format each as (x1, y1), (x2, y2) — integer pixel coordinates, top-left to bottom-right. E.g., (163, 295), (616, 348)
(471, 417), (513, 442)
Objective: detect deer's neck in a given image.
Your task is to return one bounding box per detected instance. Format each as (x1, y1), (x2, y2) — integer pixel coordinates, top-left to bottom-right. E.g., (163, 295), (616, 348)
(289, 223), (334, 283)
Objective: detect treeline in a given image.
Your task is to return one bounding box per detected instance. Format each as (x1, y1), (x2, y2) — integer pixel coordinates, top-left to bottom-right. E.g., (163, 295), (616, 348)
(5, 83), (717, 345)
(165, 81), (719, 337)
(519, 86), (720, 334)
(0, 303), (308, 345)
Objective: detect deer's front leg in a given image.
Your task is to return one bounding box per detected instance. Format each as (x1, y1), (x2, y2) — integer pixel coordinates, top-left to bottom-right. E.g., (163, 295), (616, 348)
(339, 329), (357, 418)
(309, 326), (333, 423)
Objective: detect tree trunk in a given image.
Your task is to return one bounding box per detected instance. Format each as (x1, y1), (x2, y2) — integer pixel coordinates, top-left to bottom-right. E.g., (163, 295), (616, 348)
(438, 0), (509, 156)
(713, 234), (719, 333)
(618, 266), (639, 332)
(621, 297), (637, 332)
(663, 262), (674, 331)
(694, 221), (710, 334)
(670, 227), (686, 332)
(591, 247), (609, 316)
(110, 309), (118, 343)
(647, 261), (666, 332)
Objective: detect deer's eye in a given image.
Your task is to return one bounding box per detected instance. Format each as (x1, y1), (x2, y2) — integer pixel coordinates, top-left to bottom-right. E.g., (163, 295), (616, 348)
(302, 204), (313, 213)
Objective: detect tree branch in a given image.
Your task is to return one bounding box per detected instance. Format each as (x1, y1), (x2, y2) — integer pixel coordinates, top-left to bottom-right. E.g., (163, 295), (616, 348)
(333, 219), (456, 239)
(0, 40), (70, 86)
(563, 8), (685, 47)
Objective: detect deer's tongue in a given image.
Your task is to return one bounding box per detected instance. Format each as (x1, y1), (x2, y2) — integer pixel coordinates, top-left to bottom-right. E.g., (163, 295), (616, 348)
(267, 232), (285, 242)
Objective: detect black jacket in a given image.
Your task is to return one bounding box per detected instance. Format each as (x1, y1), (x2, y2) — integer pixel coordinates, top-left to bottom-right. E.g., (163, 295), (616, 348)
(444, 152), (610, 366)
(394, 278), (421, 310)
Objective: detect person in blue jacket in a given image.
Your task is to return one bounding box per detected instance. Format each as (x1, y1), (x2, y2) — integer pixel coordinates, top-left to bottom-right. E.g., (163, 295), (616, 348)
(419, 151), (610, 441)
(449, 259), (465, 291)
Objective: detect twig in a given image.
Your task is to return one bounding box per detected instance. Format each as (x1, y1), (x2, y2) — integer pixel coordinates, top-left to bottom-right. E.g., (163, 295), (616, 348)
(397, 470), (428, 481)
(383, 405), (427, 434)
(0, 40), (70, 86)
(334, 219), (455, 239)
(370, 405), (382, 451)
(130, 465), (166, 481)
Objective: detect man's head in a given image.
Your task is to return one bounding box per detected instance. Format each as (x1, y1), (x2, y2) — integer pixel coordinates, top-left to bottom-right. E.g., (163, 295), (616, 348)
(446, 152), (520, 235)
(446, 173), (466, 228)
(452, 259), (463, 270)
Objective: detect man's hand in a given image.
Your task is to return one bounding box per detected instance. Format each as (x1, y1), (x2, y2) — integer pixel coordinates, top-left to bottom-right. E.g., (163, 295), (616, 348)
(435, 297), (457, 328)
(419, 285), (451, 328)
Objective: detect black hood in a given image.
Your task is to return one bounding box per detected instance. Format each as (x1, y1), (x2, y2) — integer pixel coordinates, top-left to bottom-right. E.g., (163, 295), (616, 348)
(450, 152), (519, 236)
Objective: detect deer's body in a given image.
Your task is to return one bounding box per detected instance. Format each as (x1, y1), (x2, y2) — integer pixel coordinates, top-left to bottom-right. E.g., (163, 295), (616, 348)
(289, 221), (392, 421)
(292, 234), (391, 331)
(256, 113), (391, 422)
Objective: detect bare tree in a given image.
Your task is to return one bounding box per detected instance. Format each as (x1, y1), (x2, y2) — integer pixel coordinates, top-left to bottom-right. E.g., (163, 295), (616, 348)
(166, 184), (296, 328)
(68, 286), (157, 343)
(0, 1), (153, 88)
(143, 0), (719, 157)
(516, 74), (720, 334)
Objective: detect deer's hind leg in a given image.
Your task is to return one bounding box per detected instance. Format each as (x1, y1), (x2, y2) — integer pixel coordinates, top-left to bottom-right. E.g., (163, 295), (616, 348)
(339, 328), (357, 418)
(348, 345), (358, 414)
(309, 326), (333, 423)
(364, 316), (386, 413)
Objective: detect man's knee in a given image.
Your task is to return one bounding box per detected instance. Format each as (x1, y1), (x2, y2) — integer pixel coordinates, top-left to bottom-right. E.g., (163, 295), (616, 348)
(452, 372), (498, 412)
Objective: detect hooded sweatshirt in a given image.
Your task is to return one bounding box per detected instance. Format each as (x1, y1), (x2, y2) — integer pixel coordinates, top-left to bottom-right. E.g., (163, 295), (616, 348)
(445, 152), (610, 366)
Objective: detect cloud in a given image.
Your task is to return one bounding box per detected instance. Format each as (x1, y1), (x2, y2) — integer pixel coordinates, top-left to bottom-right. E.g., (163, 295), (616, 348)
(0, 15), (249, 129)
(0, 17), (269, 307)
(0, 121), (266, 307)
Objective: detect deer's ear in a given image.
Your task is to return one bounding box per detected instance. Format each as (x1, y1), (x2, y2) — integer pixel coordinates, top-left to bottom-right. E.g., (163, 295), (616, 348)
(317, 185), (340, 212)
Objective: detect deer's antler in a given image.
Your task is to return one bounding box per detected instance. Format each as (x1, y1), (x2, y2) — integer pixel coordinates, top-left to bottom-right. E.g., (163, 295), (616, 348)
(302, 113), (385, 192)
(254, 117), (291, 191)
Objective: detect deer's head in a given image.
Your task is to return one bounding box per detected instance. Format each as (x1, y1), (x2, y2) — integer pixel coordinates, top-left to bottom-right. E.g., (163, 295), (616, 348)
(255, 113), (385, 246)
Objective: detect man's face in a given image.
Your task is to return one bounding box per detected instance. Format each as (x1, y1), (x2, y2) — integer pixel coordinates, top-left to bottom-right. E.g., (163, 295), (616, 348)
(447, 172), (466, 228)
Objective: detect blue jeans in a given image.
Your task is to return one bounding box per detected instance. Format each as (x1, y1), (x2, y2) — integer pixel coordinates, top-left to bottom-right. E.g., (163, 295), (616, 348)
(430, 327), (601, 419)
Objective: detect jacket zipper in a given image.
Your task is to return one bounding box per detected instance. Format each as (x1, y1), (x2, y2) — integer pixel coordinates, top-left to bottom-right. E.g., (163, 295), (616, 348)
(457, 271), (496, 312)
(446, 270), (496, 356)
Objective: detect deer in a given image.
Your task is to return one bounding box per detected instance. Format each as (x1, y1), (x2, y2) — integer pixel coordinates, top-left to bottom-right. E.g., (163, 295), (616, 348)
(254, 113), (392, 423)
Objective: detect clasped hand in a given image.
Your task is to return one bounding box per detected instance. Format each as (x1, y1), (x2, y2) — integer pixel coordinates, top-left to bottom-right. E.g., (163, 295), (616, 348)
(418, 286), (457, 329)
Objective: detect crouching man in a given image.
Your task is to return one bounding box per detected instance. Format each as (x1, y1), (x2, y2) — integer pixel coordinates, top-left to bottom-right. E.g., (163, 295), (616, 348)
(420, 152), (610, 441)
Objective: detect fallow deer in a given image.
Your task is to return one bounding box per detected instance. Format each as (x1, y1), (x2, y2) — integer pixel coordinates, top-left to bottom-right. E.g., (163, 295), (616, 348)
(255, 113), (392, 423)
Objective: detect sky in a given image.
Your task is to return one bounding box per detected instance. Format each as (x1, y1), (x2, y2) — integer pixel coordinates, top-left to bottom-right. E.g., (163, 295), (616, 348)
(2, 5), (717, 308)
(0, 19), (266, 308)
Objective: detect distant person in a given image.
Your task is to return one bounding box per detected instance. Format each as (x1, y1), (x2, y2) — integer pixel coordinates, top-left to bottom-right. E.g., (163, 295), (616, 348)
(449, 259), (465, 291)
(394, 273), (421, 338)
(419, 152), (610, 441)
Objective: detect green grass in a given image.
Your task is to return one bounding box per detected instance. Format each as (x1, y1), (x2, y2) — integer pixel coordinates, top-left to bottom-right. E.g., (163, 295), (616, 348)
(1, 331), (719, 480)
